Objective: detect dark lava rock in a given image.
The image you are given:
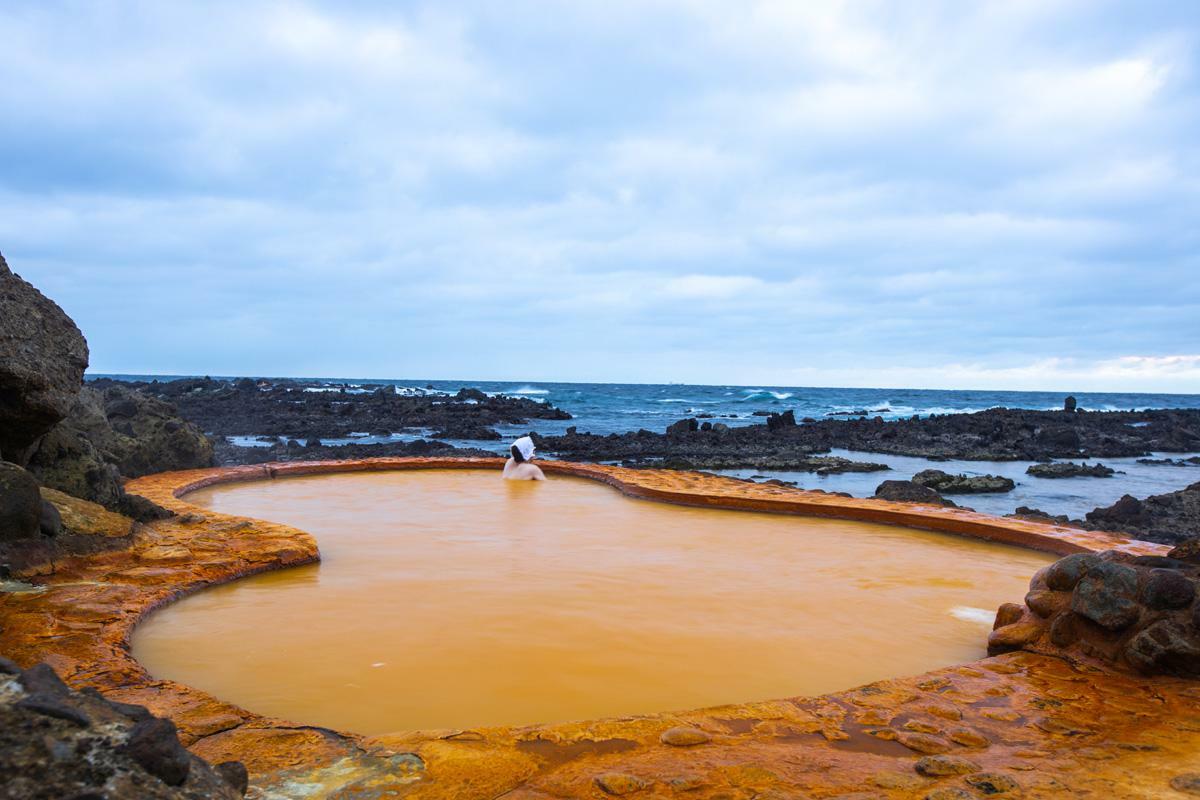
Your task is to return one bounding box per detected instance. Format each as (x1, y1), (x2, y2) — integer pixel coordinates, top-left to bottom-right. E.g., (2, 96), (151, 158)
(0, 252), (90, 464)
(215, 762), (249, 796)
(1044, 552), (1100, 591)
(874, 480), (957, 507)
(666, 417), (699, 436)
(1141, 569), (1196, 609)
(1064, 395), (1077, 413)
(0, 461), (43, 542)
(123, 718), (192, 786)
(766, 410), (796, 431)
(1027, 461), (1115, 478)
(1168, 537), (1200, 564)
(1082, 483), (1200, 547)
(27, 385), (212, 507)
(1, 662), (244, 799)
(1071, 561), (1141, 630)
(912, 469), (1015, 494)
(1124, 620), (1200, 677)
(39, 497), (62, 537)
(116, 492), (176, 523)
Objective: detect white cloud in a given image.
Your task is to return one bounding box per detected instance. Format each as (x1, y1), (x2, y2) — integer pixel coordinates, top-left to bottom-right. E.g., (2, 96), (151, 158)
(0, 0), (1197, 391)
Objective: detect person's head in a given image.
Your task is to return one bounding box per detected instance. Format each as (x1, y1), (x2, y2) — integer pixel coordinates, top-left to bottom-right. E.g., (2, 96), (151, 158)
(510, 435), (535, 463)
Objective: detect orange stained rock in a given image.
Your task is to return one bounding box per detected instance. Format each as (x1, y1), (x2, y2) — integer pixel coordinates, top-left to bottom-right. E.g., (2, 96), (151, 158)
(0, 456), (1193, 800)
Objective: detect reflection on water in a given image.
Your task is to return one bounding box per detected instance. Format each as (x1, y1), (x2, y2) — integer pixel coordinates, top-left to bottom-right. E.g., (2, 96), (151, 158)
(133, 470), (1053, 735)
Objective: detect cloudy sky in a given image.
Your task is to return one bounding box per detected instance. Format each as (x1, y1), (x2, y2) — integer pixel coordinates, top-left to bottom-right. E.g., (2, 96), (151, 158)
(2, 1), (1198, 392)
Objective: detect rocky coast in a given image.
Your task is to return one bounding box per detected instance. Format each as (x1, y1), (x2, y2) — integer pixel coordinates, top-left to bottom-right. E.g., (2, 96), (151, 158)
(4, 250), (1200, 797)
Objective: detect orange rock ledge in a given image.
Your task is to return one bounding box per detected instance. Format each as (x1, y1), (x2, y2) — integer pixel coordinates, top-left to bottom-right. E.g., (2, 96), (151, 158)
(2, 457), (1198, 799)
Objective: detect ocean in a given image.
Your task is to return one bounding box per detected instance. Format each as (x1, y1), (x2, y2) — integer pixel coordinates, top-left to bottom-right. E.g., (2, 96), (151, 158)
(95, 375), (1200, 521)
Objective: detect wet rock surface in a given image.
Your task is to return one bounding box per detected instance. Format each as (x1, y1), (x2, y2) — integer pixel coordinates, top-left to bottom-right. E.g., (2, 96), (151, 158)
(911, 469), (1015, 494)
(540, 406), (1200, 464)
(0, 660), (244, 800)
(874, 479), (958, 507)
(1027, 461), (1116, 478)
(0, 252), (89, 464)
(1081, 482), (1200, 546)
(990, 544), (1200, 677)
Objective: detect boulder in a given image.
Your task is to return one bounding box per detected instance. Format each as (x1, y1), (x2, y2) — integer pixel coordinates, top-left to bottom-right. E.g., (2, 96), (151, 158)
(1071, 561), (1141, 630)
(1064, 395), (1077, 413)
(0, 253), (89, 463)
(912, 469), (1015, 494)
(766, 410), (796, 431)
(874, 480), (957, 507)
(0, 461), (42, 542)
(1027, 461), (1115, 479)
(992, 548), (1200, 677)
(0, 661), (245, 798)
(666, 418), (699, 436)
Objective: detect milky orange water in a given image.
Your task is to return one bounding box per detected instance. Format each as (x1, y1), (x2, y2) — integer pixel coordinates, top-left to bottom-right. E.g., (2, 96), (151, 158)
(132, 470), (1052, 735)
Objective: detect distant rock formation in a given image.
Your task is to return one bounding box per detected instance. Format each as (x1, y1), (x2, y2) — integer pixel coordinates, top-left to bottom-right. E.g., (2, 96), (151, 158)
(0, 252), (89, 464)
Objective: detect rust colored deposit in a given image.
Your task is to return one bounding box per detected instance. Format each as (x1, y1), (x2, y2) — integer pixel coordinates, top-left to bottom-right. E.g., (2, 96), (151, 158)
(3, 457), (1199, 800)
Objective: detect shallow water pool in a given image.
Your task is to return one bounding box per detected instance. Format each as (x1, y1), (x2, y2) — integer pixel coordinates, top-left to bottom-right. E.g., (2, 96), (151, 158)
(133, 470), (1053, 734)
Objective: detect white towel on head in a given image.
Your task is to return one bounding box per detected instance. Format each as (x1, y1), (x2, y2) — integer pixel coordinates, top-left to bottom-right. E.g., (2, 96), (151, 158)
(513, 436), (536, 460)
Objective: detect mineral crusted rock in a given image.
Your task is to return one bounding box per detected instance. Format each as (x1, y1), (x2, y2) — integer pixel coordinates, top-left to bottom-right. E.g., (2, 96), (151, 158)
(991, 547), (1200, 677)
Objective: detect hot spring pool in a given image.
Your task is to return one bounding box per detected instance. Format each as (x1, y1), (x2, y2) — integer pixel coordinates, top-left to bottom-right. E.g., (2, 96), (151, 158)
(132, 470), (1053, 735)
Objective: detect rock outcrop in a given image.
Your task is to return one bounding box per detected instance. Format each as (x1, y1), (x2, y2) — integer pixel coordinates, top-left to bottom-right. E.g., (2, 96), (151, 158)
(988, 544), (1200, 677)
(0, 252), (89, 463)
(27, 385), (213, 507)
(1027, 461), (1116, 478)
(874, 479), (958, 507)
(912, 469), (1015, 494)
(0, 659), (245, 799)
(1082, 482), (1200, 547)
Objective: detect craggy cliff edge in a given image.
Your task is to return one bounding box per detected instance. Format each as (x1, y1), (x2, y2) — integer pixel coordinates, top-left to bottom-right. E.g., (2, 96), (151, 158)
(4, 457), (1200, 799)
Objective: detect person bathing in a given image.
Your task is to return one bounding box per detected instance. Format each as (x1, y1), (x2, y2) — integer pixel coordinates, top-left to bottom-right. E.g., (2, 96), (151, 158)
(504, 435), (545, 481)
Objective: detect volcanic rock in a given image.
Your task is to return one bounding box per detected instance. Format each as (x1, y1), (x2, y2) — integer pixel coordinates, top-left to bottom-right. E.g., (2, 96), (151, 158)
(1027, 462), (1115, 478)
(1082, 483), (1200, 546)
(0, 461), (42, 542)
(874, 480), (957, 507)
(0, 252), (89, 463)
(912, 469), (1015, 494)
(1071, 561), (1141, 630)
(0, 661), (244, 799)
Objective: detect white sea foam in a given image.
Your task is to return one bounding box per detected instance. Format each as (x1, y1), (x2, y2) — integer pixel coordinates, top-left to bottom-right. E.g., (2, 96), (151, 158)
(739, 390), (794, 402)
(509, 386), (550, 395)
(949, 606), (995, 625)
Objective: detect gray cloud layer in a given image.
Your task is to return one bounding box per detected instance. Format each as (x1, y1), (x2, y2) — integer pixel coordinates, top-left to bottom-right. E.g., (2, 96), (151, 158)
(2, 1), (1198, 390)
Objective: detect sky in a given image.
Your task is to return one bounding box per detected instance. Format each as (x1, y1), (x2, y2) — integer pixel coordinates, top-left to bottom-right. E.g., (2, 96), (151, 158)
(2, 1), (1198, 392)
